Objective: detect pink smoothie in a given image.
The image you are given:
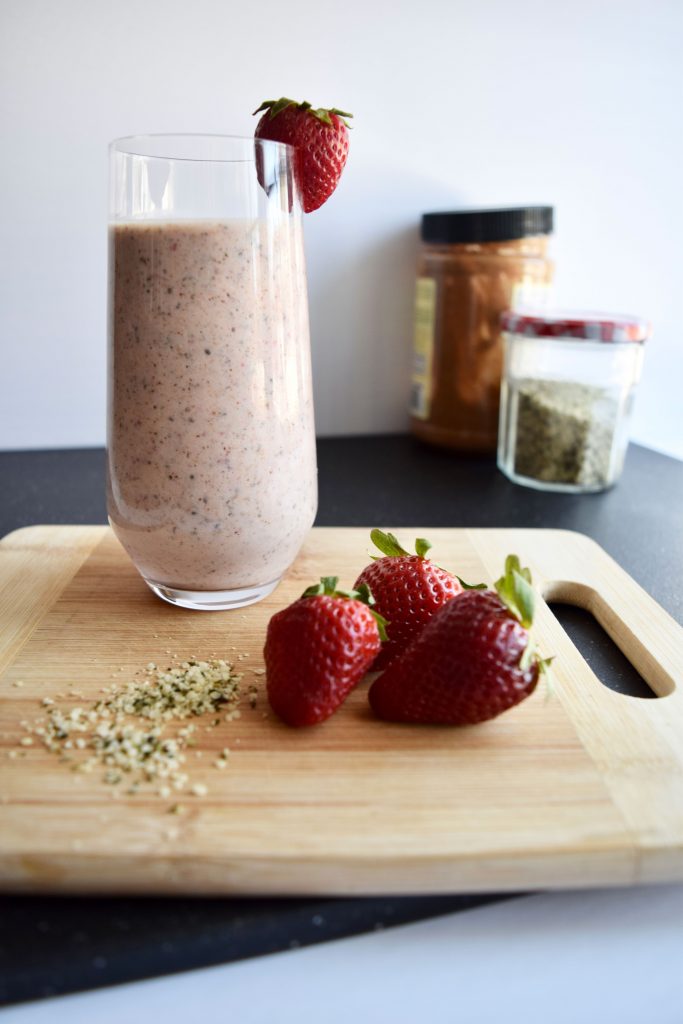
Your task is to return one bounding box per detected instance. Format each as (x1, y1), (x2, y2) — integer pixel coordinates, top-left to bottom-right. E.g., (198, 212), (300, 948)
(107, 218), (317, 592)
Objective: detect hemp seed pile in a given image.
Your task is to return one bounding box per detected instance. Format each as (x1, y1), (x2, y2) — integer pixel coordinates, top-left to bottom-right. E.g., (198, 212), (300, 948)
(24, 659), (250, 797)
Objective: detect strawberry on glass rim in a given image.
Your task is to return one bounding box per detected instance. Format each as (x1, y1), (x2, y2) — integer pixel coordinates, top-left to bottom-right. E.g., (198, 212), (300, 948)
(253, 97), (352, 213)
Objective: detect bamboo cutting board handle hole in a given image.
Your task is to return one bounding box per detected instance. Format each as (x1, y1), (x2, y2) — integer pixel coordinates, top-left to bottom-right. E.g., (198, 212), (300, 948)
(549, 600), (657, 700)
(543, 580), (676, 699)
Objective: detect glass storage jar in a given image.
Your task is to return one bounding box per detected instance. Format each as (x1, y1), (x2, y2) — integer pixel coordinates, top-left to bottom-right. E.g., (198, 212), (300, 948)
(410, 207), (554, 453)
(497, 310), (650, 493)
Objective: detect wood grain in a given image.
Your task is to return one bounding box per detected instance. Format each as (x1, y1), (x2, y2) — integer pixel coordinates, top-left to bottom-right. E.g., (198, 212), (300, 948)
(0, 525), (681, 895)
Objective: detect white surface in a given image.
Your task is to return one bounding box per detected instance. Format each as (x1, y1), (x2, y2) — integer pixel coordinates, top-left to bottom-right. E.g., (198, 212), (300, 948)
(1, 0), (681, 457)
(5, 885), (683, 1023)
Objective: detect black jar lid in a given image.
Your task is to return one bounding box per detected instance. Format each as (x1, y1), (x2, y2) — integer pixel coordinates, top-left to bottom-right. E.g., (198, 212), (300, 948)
(421, 206), (554, 245)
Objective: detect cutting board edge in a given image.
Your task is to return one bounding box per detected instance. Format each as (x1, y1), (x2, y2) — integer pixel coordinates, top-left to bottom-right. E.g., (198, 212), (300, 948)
(0, 844), (659, 897)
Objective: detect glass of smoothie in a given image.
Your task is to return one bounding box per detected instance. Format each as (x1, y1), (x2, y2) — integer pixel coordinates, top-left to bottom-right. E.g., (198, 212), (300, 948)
(107, 135), (317, 610)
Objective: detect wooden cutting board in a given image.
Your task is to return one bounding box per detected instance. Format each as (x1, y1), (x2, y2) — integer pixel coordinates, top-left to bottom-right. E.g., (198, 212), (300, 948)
(1, 525), (682, 895)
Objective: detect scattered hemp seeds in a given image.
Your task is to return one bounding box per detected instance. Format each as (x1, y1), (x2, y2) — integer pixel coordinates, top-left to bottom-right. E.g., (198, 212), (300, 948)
(26, 659), (246, 797)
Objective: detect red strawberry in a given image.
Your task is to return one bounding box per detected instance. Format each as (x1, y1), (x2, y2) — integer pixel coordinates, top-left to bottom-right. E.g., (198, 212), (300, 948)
(265, 576), (386, 727)
(369, 556), (551, 725)
(354, 530), (480, 670)
(253, 97), (352, 213)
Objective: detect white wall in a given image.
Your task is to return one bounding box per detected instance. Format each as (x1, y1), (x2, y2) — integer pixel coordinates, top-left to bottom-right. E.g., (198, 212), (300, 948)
(1, 0), (681, 457)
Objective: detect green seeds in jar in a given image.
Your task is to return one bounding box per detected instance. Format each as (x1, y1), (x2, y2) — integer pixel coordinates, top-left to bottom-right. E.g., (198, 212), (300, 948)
(510, 378), (618, 487)
(497, 311), (649, 493)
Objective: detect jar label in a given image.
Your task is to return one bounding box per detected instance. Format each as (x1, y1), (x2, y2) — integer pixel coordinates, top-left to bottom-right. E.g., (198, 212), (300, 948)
(410, 277), (437, 419)
(511, 277), (552, 309)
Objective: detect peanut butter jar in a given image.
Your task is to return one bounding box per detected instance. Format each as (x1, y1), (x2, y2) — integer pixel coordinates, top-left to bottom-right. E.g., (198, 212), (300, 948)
(410, 207), (554, 452)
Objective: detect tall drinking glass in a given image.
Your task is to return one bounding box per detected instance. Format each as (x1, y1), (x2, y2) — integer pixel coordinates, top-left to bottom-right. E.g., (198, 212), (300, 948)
(107, 135), (317, 610)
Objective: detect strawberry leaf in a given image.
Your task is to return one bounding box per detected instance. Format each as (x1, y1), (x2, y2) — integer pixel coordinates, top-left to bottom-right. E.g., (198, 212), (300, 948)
(494, 554), (535, 628)
(491, 556), (555, 691)
(538, 656), (556, 701)
(253, 98), (353, 129)
(370, 529), (411, 558)
(370, 530), (436, 560)
(300, 576), (388, 641)
(302, 576), (339, 598)
(519, 640), (555, 701)
(311, 107), (333, 126)
(455, 575), (487, 591)
(519, 637), (535, 672)
(414, 537), (432, 559)
(253, 97), (300, 119)
(513, 571), (535, 628)
(369, 609), (389, 643)
(353, 581), (376, 607)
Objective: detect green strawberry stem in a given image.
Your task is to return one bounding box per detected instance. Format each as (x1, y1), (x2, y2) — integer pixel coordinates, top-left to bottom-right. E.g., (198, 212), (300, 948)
(494, 555), (535, 629)
(494, 555), (555, 693)
(370, 530), (411, 558)
(455, 575), (488, 591)
(370, 529), (486, 589)
(539, 655), (556, 702)
(253, 97), (353, 128)
(370, 529), (432, 560)
(301, 576), (388, 642)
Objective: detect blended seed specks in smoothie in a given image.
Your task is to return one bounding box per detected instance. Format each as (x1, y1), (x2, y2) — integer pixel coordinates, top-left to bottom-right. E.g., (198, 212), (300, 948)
(107, 218), (317, 592)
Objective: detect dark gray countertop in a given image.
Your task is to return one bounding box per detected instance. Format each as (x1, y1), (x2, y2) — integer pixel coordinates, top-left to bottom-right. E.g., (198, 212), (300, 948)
(1, 435), (681, 1005)
(2, 437), (681, 618)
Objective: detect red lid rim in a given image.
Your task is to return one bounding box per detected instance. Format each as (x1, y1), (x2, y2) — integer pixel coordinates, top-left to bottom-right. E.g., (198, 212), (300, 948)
(501, 309), (651, 343)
